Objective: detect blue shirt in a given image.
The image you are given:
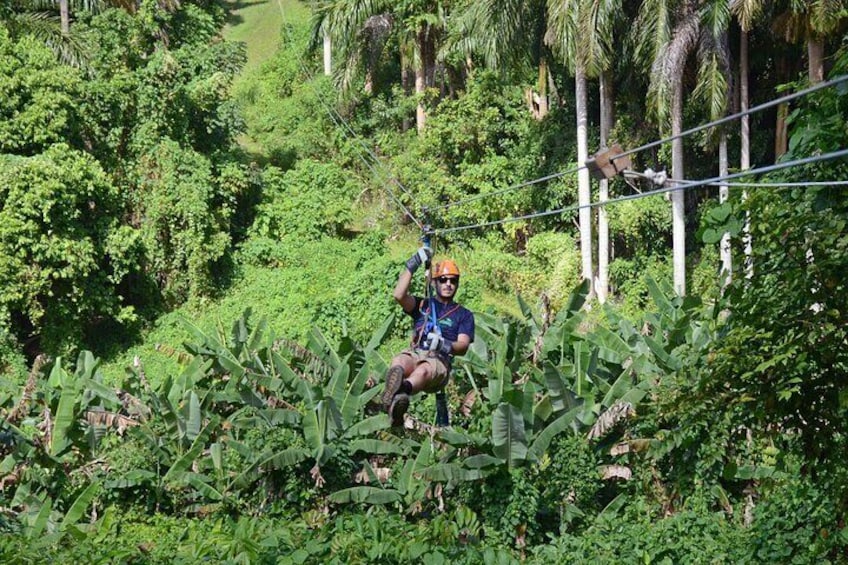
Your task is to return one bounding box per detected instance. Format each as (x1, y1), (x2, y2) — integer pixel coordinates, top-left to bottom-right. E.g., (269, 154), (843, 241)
(407, 296), (475, 354)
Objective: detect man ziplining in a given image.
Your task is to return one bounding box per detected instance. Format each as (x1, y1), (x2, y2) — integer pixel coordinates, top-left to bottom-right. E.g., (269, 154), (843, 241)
(381, 246), (475, 427)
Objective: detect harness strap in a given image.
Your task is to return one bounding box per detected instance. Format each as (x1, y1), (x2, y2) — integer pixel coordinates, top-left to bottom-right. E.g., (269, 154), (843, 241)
(412, 299), (461, 348)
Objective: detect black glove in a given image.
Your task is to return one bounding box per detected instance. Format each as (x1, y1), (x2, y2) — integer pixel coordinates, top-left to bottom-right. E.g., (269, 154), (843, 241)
(405, 246), (432, 274)
(426, 332), (453, 356)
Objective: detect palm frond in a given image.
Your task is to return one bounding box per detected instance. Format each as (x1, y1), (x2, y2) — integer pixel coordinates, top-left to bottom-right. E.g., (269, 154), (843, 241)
(809, 0), (847, 35)
(646, 6), (699, 126)
(729, 0), (764, 31)
(693, 32), (730, 122)
(9, 11), (94, 68)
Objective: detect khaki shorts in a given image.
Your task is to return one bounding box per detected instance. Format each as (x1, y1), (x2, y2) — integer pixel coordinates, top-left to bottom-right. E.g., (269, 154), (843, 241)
(400, 348), (450, 393)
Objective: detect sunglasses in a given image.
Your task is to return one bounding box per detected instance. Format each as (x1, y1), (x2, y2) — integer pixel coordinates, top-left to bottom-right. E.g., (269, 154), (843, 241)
(436, 277), (459, 285)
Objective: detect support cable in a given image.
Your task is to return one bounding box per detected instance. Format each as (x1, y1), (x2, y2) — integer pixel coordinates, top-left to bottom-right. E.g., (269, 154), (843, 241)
(701, 180), (848, 188)
(431, 148), (848, 235)
(431, 74), (848, 213)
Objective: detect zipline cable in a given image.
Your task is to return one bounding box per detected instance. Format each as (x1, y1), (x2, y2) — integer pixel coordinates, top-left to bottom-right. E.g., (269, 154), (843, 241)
(276, 0), (425, 230)
(696, 180), (848, 188)
(431, 148), (848, 235)
(431, 74), (848, 213)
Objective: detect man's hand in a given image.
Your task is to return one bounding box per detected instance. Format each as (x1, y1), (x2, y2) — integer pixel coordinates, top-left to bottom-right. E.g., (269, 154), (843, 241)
(405, 245), (433, 274)
(426, 332), (453, 356)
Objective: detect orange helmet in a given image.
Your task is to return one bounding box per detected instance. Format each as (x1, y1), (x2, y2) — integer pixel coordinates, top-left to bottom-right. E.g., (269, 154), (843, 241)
(432, 259), (460, 278)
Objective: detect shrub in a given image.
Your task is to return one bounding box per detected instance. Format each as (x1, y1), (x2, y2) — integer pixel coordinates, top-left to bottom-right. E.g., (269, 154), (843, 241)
(249, 160), (358, 242)
(132, 140), (231, 304)
(0, 145), (142, 353)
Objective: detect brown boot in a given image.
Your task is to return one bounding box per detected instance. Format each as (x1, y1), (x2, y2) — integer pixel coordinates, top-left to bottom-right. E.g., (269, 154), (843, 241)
(389, 393), (409, 427)
(381, 366), (404, 411)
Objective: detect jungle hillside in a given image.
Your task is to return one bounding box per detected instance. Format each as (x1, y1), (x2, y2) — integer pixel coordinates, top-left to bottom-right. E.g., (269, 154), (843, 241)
(1, 0), (848, 562)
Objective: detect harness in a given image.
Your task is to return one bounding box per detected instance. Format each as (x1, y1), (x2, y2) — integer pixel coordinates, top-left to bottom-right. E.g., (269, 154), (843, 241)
(412, 299), (461, 350)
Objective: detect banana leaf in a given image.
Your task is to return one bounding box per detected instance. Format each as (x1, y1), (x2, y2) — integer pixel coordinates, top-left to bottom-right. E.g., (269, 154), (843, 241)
(420, 463), (487, 482)
(326, 356), (352, 412)
(461, 454), (502, 469)
(183, 472), (225, 502)
(229, 447), (310, 490)
(343, 414), (390, 438)
(338, 362), (373, 424)
(363, 315), (395, 353)
(26, 496), (53, 539)
(348, 439), (405, 455)
(528, 406), (582, 461)
(491, 403), (527, 467)
(163, 416), (219, 483)
(329, 486), (402, 505)
(104, 469), (156, 489)
(50, 379), (80, 457)
(59, 482), (99, 532)
(437, 429), (485, 448)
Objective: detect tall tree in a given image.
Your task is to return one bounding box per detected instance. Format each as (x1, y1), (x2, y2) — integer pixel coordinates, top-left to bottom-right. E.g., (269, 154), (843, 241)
(547, 0), (618, 297)
(311, 0), (450, 132)
(771, 1), (846, 157)
(634, 0), (731, 296)
(445, 0), (553, 118)
(730, 0), (763, 277)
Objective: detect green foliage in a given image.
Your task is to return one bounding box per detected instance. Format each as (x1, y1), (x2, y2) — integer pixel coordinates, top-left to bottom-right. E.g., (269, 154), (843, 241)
(0, 145), (142, 353)
(386, 71), (565, 245)
(607, 195), (672, 258)
(250, 159), (358, 241)
(536, 433), (603, 532)
(608, 255), (672, 319)
(235, 28), (337, 166)
(692, 76), (848, 469)
(749, 472), (847, 562)
(0, 29), (80, 155)
(132, 140), (231, 303)
(530, 495), (750, 563)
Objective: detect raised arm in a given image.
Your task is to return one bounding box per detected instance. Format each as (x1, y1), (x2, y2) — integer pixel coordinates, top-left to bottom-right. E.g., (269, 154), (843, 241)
(394, 246), (432, 313)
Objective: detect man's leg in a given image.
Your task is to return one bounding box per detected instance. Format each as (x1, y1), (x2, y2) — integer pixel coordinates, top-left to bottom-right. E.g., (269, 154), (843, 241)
(382, 353), (415, 410)
(389, 362), (438, 426)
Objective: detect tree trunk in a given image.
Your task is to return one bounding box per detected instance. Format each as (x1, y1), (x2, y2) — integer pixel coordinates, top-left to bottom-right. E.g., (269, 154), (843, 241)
(807, 36), (824, 84)
(415, 62), (426, 133)
(401, 51), (412, 132)
(719, 132), (731, 288)
(575, 66), (594, 295)
(323, 30), (332, 76)
(60, 0), (70, 35)
(774, 57), (789, 159)
(597, 70), (614, 303)
(740, 28), (753, 278)
(740, 30), (750, 172)
(671, 80), (686, 296)
(537, 56), (549, 119)
(415, 25), (435, 134)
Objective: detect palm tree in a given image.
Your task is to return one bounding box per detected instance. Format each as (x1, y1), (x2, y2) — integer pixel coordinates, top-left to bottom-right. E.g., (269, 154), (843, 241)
(445, 0), (553, 118)
(4, 0), (159, 67)
(778, 0), (846, 83)
(633, 0), (731, 296)
(770, 1), (846, 157)
(730, 0), (763, 278)
(310, 0), (450, 133)
(547, 0), (619, 298)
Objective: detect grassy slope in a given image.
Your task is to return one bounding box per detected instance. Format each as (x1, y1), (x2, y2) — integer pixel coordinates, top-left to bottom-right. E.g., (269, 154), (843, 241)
(222, 0), (307, 71)
(99, 0), (316, 384)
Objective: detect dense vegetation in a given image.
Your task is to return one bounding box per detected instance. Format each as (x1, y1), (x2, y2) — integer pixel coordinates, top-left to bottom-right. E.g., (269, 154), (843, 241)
(1, 0), (847, 561)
